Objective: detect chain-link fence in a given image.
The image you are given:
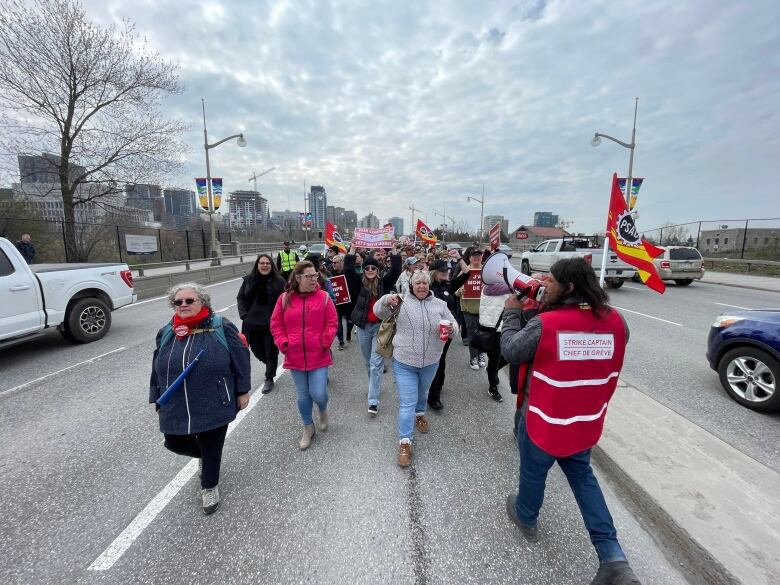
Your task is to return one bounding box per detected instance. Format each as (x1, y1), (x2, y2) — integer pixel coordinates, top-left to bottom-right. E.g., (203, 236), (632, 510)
(640, 217), (780, 260)
(0, 216), (259, 264)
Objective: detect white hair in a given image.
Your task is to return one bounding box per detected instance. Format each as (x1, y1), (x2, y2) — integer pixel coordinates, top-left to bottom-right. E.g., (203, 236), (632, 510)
(167, 282), (211, 308)
(410, 270), (431, 286)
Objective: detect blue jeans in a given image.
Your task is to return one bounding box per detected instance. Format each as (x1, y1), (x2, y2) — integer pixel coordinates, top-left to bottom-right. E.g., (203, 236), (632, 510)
(290, 367), (329, 425)
(356, 323), (384, 406)
(514, 416), (626, 563)
(393, 359), (438, 442)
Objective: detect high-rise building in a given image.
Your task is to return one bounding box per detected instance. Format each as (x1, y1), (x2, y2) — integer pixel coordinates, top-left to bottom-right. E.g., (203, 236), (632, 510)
(359, 212), (380, 229)
(17, 153), (85, 184)
(533, 211), (559, 228)
(387, 216), (404, 237)
(163, 188), (196, 230)
(308, 186), (327, 229)
(342, 210), (358, 232)
(228, 190), (268, 230)
(483, 215), (509, 235)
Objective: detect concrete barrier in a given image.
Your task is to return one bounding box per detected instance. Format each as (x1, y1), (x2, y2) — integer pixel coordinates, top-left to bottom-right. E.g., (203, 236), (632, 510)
(132, 263), (250, 299)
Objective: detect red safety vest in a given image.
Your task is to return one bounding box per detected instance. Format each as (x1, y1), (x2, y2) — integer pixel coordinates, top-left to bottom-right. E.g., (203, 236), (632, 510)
(525, 305), (626, 457)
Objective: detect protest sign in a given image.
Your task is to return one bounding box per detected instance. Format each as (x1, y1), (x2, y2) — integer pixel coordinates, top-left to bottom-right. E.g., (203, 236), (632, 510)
(462, 269), (482, 299)
(352, 226), (395, 248)
(329, 274), (351, 305)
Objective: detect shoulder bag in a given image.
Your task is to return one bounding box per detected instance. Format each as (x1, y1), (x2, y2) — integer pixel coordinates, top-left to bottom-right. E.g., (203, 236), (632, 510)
(375, 298), (402, 358)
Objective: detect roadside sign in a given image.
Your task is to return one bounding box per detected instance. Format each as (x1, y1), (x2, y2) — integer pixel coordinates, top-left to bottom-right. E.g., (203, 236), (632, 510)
(125, 234), (158, 255)
(516, 231), (529, 240)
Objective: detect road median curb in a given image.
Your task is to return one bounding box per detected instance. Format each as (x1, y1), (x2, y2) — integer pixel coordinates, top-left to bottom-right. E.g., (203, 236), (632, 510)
(595, 381), (780, 585)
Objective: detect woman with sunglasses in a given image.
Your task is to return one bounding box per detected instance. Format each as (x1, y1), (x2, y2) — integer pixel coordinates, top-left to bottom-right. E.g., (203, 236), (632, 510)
(237, 254), (286, 394)
(270, 261), (338, 450)
(150, 283), (251, 514)
(348, 254), (388, 416)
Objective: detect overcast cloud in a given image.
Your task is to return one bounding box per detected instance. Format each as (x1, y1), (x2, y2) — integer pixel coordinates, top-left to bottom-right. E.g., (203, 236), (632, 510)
(79, 0), (779, 235)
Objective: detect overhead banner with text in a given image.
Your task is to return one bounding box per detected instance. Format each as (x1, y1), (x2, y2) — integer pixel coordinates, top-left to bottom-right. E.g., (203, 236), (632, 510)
(352, 225), (395, 248)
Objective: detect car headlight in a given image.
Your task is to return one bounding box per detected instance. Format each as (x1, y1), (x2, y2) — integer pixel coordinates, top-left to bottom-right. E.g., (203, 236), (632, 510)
(711, 315), (745, 328)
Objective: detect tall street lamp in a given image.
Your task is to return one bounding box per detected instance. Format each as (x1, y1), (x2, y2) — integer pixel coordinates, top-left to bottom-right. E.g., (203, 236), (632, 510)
(202, 98), (246, 265)
(409, 204), (423, 242)
(591, 97), (639, 285)
(466, 183), (485, 243)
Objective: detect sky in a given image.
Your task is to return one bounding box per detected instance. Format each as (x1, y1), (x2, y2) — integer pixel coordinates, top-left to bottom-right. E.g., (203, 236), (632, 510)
(78, 0), (779, 235)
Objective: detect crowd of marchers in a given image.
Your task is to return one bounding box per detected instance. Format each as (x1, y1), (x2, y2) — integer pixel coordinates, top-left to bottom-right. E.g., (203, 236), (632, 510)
(147, 239), (643, 585)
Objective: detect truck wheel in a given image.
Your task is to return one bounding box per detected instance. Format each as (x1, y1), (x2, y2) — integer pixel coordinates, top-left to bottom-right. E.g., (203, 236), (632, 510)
(65, 297), (111, 343)
(606, 279), (624, 289)
(521, 261), (531, 275)
(674, 279), (693, 286)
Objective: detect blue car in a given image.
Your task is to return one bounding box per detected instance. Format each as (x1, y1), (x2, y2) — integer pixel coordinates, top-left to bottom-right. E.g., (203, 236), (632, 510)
(706, 310), (780, 412)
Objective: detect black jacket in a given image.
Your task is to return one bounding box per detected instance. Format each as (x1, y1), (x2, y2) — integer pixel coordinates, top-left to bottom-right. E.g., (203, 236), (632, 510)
(351, 280), (389, 328)
(430, 279), (457, 314)
(237, 274), (286, 328)
(15, 240), (35, 264)
(382, 254), (403, 292)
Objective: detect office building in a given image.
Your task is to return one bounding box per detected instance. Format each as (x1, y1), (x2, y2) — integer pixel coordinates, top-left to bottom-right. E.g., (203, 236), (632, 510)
(483, 215), (509, 235)
(387, 216), (404, 236)
(163, 188), (197, 230)
(308, 186), (327, 230)
(359, 212), (380, 229)
(342, 210), (358, 232)
(17, 153), (86, 185)
(533, 211), (559, 228)
(228, 190), (268, 230)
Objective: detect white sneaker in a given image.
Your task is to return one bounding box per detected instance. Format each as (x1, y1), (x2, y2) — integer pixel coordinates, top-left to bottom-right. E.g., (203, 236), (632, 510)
(201, 486), (220, 514)
(470, 358), (479, 371)
(478, 354), (487, 368)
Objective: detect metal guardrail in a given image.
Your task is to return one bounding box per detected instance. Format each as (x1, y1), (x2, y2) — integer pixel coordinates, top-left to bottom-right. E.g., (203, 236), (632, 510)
(704, 257), (780, 273)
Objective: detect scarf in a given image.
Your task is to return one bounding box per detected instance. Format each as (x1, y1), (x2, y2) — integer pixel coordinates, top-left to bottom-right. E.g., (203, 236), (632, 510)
(172, 307), (211, 339)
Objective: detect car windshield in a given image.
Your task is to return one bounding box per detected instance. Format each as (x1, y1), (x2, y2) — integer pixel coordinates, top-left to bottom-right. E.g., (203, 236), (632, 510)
(670, 248), (702, 260)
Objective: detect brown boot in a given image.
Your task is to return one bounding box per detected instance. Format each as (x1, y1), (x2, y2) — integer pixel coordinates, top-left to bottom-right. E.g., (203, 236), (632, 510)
(317, 410), (328, 432)
(299, 423), (315, 450)
(415, 414), (429, 434)
(397, 440), (413, 467)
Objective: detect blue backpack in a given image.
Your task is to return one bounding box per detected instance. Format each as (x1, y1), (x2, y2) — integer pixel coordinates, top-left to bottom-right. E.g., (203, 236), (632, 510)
(159, 313), (229, 351)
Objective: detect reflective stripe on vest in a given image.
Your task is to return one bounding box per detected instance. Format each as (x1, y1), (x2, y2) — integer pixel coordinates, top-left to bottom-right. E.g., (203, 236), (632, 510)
(526, 305), (626, 457)
(279, 250), (297, 272)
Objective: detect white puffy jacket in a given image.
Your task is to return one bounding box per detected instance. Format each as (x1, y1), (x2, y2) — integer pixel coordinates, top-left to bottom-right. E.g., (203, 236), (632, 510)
(479, 292), (510, 331)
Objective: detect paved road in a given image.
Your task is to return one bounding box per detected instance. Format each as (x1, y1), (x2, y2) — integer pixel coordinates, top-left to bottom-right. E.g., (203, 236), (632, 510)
(510, 260), (780, 472)
(0, 278), (685, 584)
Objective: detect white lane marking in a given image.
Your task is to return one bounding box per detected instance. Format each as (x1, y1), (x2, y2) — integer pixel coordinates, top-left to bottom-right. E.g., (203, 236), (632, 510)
(611, 305), (683, 327)
(714, 302), (752, 311)
(0, 347), (128, 398)
(215, 303), (237, 313)
(623, 285), (648, 292)
(88, 368), (286, 571)
(120, 279), (243, 309)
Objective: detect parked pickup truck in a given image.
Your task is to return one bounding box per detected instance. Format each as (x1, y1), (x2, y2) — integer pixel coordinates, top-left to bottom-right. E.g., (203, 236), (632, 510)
(0, 237), (136, 349)
(519, 238), (636, 288)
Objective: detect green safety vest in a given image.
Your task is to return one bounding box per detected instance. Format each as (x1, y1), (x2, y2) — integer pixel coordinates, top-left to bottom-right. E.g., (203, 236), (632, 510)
(279, 249), (298, 272)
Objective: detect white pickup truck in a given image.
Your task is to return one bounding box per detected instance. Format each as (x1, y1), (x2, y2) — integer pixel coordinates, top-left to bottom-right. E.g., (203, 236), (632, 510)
(0, 237), (136, 348)
(519, 238), (636, 288)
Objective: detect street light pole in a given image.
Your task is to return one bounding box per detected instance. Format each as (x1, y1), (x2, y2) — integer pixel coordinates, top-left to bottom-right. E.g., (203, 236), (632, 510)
(466, 183), (485, 244)
(592, 97), (639, 285)
(409, 204), (423, 245)
(202, 98), (246, 265)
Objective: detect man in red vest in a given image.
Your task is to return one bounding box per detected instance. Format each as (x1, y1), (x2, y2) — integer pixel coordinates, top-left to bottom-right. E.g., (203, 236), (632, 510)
(501, 257), (640, 585)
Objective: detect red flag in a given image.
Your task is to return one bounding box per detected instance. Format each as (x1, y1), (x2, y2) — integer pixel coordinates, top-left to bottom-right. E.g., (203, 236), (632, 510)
(605, 173), (665, 293)
(325, 222), (347, 253)
(416, 219), (437, 244)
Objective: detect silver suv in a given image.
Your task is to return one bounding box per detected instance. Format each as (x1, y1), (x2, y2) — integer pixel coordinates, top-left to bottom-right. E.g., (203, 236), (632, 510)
(654, 246), (704, 286)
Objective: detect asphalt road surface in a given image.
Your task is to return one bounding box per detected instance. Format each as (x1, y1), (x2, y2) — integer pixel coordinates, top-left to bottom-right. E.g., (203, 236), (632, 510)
(0, 278), (686, 584)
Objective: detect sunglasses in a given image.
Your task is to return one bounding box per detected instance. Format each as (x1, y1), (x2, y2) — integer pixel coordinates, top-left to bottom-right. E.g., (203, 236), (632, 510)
(363, 266), (378, 272)
(173, 298), (198, 306)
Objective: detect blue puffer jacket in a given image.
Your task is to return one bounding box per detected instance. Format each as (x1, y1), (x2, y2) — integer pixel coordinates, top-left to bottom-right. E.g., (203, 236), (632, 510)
(149, 313), (251, 435)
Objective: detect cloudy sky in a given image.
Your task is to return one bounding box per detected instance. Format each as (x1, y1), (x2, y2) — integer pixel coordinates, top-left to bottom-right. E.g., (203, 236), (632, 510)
(83, 0), (778, 236)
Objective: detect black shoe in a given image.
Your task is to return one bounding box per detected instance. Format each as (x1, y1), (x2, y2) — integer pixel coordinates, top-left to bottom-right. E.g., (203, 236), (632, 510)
(338, 342), (345, 351)
(261, 379), (274, 394)
(489, 387), (503, 402)
(346, 335), (352, 342)
(590, 561), (641, 585)
(428, 400), (443, 411)
(505, 495), (540, 543)
(368, 404), (378, 416)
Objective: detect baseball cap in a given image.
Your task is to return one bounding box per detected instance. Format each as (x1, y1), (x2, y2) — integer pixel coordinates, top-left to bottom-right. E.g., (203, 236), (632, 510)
(404, 257), (419, 266)
(430, 260), (449, 273)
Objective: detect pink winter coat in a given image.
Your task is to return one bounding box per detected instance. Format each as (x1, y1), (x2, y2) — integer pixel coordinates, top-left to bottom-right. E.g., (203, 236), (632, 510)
(270, 286), (338, 371)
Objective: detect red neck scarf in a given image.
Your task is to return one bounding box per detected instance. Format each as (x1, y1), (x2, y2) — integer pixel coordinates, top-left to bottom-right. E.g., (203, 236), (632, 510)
(172, 307), (211, 339)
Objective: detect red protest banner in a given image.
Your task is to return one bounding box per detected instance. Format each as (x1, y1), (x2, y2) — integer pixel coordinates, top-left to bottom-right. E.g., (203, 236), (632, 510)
(489, 222), (501, 251)
(462, 269), (482, 299)
(329, 274), (351, 305)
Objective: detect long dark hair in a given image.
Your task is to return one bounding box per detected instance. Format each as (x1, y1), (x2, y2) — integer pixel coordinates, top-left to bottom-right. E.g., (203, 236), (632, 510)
(249, 253), (283, 281)
(549, 257), (610, 316)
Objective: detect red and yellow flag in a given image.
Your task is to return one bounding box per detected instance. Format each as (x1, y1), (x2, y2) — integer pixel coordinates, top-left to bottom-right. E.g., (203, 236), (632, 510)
(325, 222), (347, 253)
(416, 219), (437, 245)
(605, 173), (665, 294)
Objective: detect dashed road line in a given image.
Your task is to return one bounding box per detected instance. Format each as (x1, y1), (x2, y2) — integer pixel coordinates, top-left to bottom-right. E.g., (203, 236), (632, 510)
(713, 302), (752, 311)
(611, 305), (683, 327)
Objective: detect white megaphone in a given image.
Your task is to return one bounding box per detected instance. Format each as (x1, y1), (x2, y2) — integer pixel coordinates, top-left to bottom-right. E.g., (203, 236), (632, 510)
(481, 252), (545, 302)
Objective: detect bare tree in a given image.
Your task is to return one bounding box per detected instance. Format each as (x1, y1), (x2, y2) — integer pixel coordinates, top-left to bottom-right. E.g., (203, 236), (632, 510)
(0, 0), (188, 260)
